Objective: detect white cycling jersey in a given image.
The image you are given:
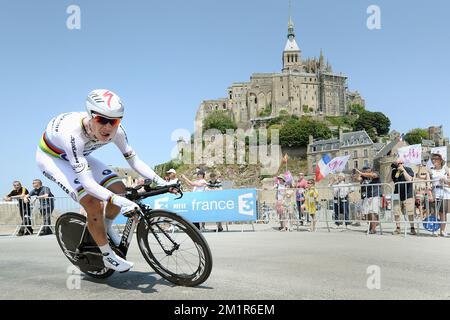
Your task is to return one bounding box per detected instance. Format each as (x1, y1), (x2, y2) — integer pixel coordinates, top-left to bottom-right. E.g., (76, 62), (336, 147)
(37, 112), (166, 202)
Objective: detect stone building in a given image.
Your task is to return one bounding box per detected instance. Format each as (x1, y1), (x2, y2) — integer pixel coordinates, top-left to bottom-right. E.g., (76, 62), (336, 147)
(428, 125), (449, 147)
(195, 17), (364, 132)
(306, 129), (378, 175)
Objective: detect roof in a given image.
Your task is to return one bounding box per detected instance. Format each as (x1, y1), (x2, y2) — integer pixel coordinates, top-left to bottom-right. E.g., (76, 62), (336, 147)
(373, 142), (385, 152)
(309, 130), (374, 154)
(374, 139), (410, 159)
(309, 138), (340, 153)
(422, 139), (435, 147)
(341, 131), (373, 147)
(284, 38), (300, 51)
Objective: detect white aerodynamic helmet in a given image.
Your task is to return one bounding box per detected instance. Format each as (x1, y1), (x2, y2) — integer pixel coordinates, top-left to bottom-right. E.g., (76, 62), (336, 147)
(86, 89), (124, 118)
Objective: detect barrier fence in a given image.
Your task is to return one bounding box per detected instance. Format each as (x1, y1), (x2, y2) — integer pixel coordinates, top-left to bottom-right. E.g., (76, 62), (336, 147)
(0, 197), (80, 236)
(257, 179), (450, 236)
(1, 179), (449, 237)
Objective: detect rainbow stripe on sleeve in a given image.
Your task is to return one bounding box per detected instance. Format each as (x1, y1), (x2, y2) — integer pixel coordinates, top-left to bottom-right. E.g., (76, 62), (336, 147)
(75, 174), (121, 199)
(39, 132), (66, 159)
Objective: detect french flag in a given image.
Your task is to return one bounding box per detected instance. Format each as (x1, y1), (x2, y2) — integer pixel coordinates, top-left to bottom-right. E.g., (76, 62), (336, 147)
(315, 154), (331, 182)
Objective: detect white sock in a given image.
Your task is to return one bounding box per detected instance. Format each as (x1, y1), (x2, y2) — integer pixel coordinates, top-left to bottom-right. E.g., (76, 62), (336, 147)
(105, 218), (121, 246)
(99, 244), (113, 256)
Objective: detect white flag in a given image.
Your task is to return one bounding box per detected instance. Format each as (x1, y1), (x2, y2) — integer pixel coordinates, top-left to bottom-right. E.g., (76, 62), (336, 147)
(327, 155), (351, 174)
(427, 146), (447, 168)
(397, 144), (422, 165)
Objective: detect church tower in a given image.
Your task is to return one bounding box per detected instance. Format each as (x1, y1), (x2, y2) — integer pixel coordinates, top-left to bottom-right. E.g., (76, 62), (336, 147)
(282, 16), (302, 73)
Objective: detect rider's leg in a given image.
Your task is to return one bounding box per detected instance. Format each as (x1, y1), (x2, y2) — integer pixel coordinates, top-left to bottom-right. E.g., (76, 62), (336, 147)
(80, 194), (133, 272)
(80, 195), (108, 246)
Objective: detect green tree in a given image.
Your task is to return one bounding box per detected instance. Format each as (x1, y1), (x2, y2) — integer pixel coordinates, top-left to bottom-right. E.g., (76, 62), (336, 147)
(349, 104), (365, 115)
(372, 112), (391, 136)
(353, 110), (391, 137)
(203, 111), (237, 134)
(404, 128), (428, 145)
(280, 118), (332, 147)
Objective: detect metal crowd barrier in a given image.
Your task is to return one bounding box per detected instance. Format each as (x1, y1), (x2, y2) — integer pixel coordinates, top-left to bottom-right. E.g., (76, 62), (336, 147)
(256, 179), (450, 237)
(0, 197), (80, 237)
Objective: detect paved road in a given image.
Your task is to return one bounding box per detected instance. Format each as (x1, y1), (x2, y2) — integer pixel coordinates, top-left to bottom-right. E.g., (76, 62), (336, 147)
(1, 223), (450, 300)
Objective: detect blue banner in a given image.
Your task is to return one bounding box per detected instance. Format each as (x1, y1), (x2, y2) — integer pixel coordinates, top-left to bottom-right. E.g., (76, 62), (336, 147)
(114, 188), (257, 224)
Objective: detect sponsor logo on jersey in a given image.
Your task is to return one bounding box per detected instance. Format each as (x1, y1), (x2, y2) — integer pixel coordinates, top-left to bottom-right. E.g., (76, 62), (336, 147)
(102, 169), (112, 176)
(72, 163), (86, 174)
(70, 136), (79, 163)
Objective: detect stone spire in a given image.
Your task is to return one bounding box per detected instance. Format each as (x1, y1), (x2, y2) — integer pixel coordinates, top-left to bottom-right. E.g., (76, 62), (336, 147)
(319, 49), (324, 70)
(282, 3), (302, 73)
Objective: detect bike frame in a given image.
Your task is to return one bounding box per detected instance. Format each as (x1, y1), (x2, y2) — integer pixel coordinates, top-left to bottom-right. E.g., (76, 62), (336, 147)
(75, 182), (182, 259)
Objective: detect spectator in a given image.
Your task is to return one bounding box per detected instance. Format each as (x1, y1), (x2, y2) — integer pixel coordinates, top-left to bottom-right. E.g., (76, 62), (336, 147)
(295, 173), (308, 225)
(25, 179), (55, 236)
(274, 175), (288, 231)
(329, 173), (353, 227)
(163, 174), (170, 182)
(354, 166), (381, 235)
(166, 168), (179, 184)
(206, 172), (224, 232)
(181, 170), (208, 231)
(429, 153), (450, 237)
(304, 179), (319, 232)
(391, 158), (417, 235)
(3, 181), (32, 236)
(414, 164), (433, 220)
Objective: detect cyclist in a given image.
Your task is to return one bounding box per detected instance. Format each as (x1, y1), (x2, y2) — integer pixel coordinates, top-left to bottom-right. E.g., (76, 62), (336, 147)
(36, 89), (169, 272)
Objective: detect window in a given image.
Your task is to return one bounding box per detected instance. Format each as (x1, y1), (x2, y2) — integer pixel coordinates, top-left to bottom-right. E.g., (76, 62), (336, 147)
(364, 160), (369, 168)
(354, 160), (359, 169)
(364, 149), (368, 157)
(353, 150), (358, 158)
(344, 151), (349, 156)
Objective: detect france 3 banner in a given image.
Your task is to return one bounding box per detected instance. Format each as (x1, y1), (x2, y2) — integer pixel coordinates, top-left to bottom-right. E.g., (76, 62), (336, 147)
(114, 188), (257, 224)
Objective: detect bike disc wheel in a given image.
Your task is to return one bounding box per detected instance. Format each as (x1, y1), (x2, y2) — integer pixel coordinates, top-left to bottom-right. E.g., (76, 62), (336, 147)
(55, 212), (115, 279)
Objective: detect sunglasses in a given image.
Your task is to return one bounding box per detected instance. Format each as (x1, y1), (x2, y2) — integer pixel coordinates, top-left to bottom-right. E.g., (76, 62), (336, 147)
(93, 114), (121, 126)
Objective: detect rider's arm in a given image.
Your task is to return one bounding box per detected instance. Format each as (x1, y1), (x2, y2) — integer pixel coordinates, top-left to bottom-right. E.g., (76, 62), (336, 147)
(63, 135), (115, 202)
(113, 126), (167, 186)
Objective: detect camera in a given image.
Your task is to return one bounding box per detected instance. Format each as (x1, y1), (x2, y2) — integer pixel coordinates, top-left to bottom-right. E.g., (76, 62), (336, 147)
(391, 163), (398, 170)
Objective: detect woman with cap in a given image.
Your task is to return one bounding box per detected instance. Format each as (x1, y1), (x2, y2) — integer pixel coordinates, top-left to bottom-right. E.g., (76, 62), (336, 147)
(429, 152), (450, 237)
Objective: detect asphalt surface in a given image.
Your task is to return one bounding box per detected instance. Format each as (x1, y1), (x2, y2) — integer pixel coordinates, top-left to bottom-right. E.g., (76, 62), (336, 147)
(1, 223), (450, 300)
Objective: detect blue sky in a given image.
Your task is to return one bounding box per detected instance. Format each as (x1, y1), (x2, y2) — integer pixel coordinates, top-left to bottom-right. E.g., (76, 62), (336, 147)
(1, 0), (449, 197)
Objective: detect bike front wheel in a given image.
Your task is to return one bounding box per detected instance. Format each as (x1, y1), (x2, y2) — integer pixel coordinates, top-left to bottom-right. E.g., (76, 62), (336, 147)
(137, 209), (213, 287)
